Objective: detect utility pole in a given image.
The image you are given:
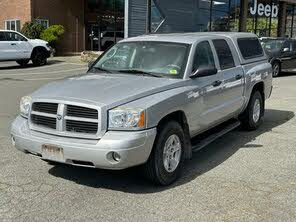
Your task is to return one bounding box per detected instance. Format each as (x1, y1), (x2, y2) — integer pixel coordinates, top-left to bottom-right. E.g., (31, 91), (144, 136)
(146, 0), (152, 33)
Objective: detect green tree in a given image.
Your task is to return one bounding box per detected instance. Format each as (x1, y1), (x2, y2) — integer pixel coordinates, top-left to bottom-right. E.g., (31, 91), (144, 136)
(40, 25), (65, 48)
(21, 21), (45, 39)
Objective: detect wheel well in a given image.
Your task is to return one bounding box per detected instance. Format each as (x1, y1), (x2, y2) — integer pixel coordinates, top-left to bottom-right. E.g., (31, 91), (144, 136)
(31, 46), (47, 58)
(157, 111), (192, 159)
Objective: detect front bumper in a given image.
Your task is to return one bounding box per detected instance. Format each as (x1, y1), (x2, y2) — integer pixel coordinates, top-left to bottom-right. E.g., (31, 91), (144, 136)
(11, 116), (157, 170)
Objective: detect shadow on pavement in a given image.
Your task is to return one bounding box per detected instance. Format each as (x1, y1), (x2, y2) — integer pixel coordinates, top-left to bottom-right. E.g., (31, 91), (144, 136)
(48, 109), (294, 193)
(279, 71), (296, 77)
(0, 60), (63, 70)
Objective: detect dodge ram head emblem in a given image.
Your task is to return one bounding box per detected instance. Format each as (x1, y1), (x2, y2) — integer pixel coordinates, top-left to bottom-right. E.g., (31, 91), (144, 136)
(57, 115), (63, 121)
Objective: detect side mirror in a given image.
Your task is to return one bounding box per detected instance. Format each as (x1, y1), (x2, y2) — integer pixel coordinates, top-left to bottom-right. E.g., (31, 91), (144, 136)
(88, 60), (95, 68)
(190, 66), (218, 79)
(283, 47), (290, 53)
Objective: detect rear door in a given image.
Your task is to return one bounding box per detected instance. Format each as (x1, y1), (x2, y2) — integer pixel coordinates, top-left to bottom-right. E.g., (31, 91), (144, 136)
(212, 38), (244, 118)
(0, 31), (10, 60)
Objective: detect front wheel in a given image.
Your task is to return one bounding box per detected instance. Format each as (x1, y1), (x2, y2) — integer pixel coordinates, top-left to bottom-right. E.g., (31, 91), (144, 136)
(32, 51), (47, 66)
(143, 121), (185, 185)
(240, 91), (264, 130)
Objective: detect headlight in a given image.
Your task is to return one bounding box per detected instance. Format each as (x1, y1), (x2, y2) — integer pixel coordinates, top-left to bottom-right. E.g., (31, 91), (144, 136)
(20, 96), (32, 118)
(108, 108), (145, 130)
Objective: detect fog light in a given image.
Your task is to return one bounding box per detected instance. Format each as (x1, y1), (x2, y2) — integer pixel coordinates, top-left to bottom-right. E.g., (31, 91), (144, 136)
(112, 152), (121, 162)
(11, 136), (16, 147)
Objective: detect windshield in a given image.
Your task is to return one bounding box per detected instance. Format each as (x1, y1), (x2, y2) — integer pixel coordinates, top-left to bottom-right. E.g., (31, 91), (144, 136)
(261, 39), (284, 51)
(91, 41), (190, 78)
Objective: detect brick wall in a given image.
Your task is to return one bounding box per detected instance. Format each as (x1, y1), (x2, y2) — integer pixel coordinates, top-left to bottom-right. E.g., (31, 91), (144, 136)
(0, 0), (31, 30)
(32, 0), (85, 54)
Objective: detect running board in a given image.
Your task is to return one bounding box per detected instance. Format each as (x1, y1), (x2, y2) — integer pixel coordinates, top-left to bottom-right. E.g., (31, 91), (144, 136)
(191, 120), (241, 152)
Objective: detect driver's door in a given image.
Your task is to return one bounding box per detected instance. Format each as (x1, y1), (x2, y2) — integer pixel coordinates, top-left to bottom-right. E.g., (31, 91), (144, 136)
(188, 41), (225, 135)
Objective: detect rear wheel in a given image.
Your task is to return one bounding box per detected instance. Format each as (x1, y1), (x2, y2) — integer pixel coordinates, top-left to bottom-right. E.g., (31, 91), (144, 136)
(16, 59), (29, 67)
(240, 91), (264, 130)
(143, 121), (185, 185)
(32, 50), (47, 66)
(272, 61), (280, 77)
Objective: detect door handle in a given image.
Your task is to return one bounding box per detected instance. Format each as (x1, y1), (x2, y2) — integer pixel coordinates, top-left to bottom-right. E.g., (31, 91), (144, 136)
(11, 43), (17, 46)
(235, 74), (243, 80)
(212, 80), (222, 87)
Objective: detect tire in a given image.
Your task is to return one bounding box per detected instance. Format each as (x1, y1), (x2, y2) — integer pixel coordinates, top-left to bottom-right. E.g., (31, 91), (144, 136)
(272, 61), (281, 77)
(32, 51), (47, 66)
(143, 121), (185, 185)
(16, 59), (29, 67)
(240, 91), (264, 130)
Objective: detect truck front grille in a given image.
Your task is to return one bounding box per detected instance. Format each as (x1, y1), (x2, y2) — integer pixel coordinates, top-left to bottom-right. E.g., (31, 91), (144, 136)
(31, 114), (56, 129)
(66, 120), (98, 134)
(30, 102), (99, 138)
(67, 105), (98, 119)
(32, 102), (58, 114)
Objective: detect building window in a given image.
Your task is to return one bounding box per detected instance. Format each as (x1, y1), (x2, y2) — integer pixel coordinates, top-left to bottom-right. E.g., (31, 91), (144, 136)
(35, 19), (49, 29)
(285, 5), (296, 38)
(5, 20), (21, 32)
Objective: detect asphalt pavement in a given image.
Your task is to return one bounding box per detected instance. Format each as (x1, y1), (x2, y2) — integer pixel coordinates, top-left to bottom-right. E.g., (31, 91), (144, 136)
(0, 59), (295, 221)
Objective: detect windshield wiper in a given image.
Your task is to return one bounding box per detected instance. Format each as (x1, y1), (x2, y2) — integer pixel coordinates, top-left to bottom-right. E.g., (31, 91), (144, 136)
(117, 69), (163, 78)
(92, 66), (112, 73)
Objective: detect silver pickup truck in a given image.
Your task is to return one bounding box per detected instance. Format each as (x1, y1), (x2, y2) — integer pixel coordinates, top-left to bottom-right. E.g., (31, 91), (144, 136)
(11, 32), (272, 185)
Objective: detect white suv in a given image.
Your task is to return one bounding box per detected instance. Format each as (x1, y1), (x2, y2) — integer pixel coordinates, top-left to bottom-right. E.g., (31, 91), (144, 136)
(0, 30), (51, 66)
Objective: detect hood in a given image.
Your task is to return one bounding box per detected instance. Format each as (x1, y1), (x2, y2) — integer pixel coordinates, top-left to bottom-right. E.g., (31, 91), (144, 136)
(29, 39), (48, 45)
(31, 74), (184, 108)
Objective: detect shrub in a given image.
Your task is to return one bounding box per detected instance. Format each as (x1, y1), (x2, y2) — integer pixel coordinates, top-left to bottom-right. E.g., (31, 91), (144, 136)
(40, 25), (65, 48)
(21, 21), (45, 39)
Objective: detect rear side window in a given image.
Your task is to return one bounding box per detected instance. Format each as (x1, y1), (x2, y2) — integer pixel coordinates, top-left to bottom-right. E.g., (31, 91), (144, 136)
(213, 39), (235, 70)
(237, 38), (264, 59)
(0, 32), (6, 41)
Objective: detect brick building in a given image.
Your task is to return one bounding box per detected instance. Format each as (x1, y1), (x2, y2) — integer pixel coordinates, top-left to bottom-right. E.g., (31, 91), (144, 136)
(0, 0), (124, 54)
(1, 0), (296, 54)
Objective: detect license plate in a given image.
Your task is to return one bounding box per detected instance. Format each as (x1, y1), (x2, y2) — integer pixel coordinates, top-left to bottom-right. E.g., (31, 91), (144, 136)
(42, 144), (64, 162)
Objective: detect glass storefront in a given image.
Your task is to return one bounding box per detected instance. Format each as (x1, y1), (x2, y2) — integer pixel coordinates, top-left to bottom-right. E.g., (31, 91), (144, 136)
(285, 5), (296, 38)
(196, 0), (241, 32)
(246, 0), (278, 37)
(85, 0), (124, 51)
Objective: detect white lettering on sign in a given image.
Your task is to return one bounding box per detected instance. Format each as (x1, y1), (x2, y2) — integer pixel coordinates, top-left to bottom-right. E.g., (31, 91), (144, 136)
(250, 0), (278, 18)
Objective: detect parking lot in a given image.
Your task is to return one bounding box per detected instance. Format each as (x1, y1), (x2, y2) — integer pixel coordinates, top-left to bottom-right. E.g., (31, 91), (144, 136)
(0, 60), (296, 221)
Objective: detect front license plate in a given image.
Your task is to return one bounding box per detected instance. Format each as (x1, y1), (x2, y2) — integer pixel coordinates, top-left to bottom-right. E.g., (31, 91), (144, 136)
(42, 144), (64, 162)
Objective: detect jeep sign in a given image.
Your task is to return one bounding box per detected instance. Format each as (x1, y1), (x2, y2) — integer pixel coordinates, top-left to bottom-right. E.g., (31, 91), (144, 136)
(250, 0), (278, 18)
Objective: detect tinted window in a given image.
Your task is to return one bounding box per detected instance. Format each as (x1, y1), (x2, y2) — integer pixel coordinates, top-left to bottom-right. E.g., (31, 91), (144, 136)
(5, 32), (26, 41)
(192, 41), (215, 72)
(0, 32), (7, 41)
(213, 39), (235, 70)
(237, 38), (264, 59)
(291, 41), (296, 51)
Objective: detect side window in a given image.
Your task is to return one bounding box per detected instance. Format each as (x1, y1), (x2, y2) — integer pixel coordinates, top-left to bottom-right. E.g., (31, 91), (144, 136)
(237, 37), (264, 59)
(213, 39), (235, 70)
(291, 41), (296, 52)
(283, 41), (292, 51)
(0, 32), (7, 41)
(192, 41), (215, 72)
(5, 32), (26, 41)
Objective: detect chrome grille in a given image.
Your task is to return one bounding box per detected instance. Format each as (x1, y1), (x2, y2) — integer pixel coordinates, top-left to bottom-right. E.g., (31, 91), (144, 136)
(66, 120), (98, 134)
(29, 102), (99, 138)
(67, 105), (98, 119)
(31, 114), (56, 129)
(32, 102), (58, 114)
